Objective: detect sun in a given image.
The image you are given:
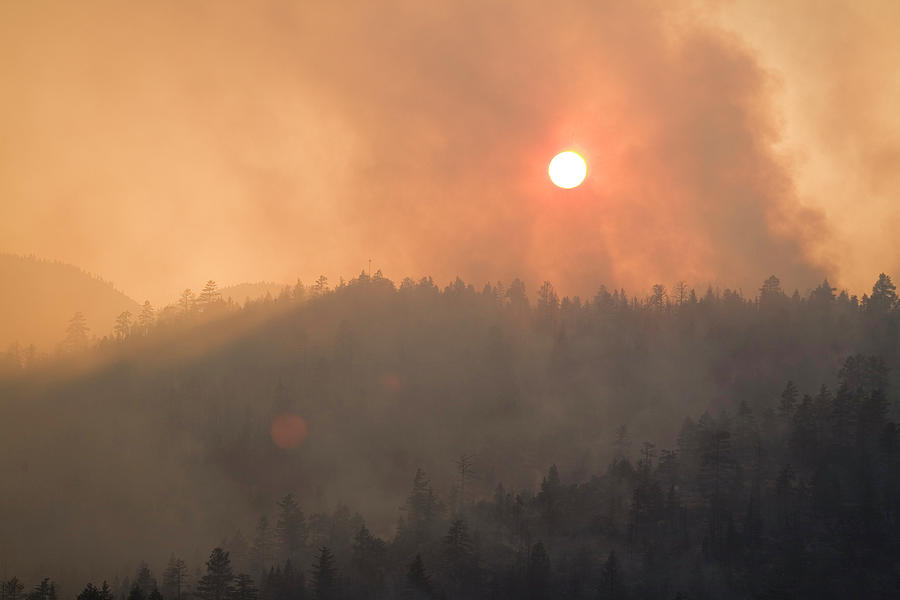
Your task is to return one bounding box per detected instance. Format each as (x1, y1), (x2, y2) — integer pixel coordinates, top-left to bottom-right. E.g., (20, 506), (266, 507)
(548, 151), (587, 189)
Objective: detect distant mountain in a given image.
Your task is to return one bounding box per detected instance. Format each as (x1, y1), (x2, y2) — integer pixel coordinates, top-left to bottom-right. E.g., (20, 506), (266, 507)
(0, 254), (140, 350)
(219, 281), (291, 304)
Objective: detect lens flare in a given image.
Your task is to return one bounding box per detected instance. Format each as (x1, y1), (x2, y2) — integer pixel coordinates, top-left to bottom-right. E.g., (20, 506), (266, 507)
(380, 373), (405, 392)
(270, 414), (308, 449)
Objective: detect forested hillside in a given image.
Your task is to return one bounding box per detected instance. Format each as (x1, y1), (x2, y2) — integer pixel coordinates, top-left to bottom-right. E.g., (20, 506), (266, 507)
(0, 254), (139, 351)
(1, 271), (898, 598)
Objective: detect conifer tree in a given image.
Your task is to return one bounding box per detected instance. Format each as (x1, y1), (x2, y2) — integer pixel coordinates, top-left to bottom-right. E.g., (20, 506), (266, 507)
(196, 548), (234, 600)
(404, 554), (433, 600)
(275, 494), (306, 561)
(4, 579), (24, 600)
(526, 542), (551, 600)
(232, 575), (258, 600)
(163, 556), (188, 600)
(310, 547), (337, 600)
(62, 311), (90, 352)
(598, 551), (624, 600)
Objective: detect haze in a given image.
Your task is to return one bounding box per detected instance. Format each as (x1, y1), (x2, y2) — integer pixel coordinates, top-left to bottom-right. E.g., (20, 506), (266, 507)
(3, 1), (898, 304)
(2, 4), (900, 598)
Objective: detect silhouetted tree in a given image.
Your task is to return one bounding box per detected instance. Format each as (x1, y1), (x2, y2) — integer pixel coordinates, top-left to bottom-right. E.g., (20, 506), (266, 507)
(310, 547), (337, 600)
(867, 273), (897, 314)
(404, 554), (433, 600)
(62, 311), (90, 352)
(232, 575), (257, 600)
(137, 300), (156, 334)
(778, 381), (799, 419)
(4, 579), (24, 600)
(526, 542), (551, 600)
(196, 548), (234, 600)
(199, 280), (222, 309)
(759, 275), (785, 311)
(275, 494), (306, 561)
(114, 311), (132, 340)
(251, 515), (275, 572)
(649, 284), (667, 311)
(127, 585), (145, 600)
(163, 556), (188, 600)
(597, 551), (625, 600)
(135, 563), (157, 596)
(76, 584), (101, 600)
(536, 281), (560, 331)
(403, 469), (440, 545)
(350, 526), (386, 595)
(178, 289), (196, 314)
(26, 579), (56, 600)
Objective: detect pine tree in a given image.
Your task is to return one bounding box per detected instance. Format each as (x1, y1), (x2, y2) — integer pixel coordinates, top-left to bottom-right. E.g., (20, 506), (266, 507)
(114, 311), (132, 340)
(232, 575), (258, 600)
(27, 579), (56, 600)
(868, 273), (897, 314)
(351, 525), (386, 594)
(537, 465), (562, 530)
(99, 582), (113, 600)
(443, 518), (474, 566)
(76, 584), (101, 600)
(759, 275), (785, 311)
(535, 281), (560, 331)
(196, 548), (234, 600)
(62, 311), (90, 352)
(649, 284), (668, 311)
(251, 515), (275, 571)
(137, 301), (156, 334)
(526, 542), (551, 600)
(163, 555), (188, 600)
(275, 494), (306, 561)
(198, 280), (221, 308)
(312, 276), (329, 296)
(778, 381), (799, 419)
(4, 579), (24, 600)
(597, 551), (624, 600)
(404, 469), (440, 545)
(404, 554), (433, 600)
(310, 546), (337, 600)
(178, 289), (196, 314)
(126, 586), (145, 600)
(135, 563), (157, 596)
(443, 518), (478, 596)
(698, 427), (736, 546)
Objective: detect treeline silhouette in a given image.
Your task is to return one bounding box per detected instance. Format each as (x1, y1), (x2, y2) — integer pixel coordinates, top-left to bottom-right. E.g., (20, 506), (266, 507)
(0, 271), (898, 598)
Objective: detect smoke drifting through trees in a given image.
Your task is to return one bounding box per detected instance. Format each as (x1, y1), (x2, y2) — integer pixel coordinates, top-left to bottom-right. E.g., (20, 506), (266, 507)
(1, 270), (899, 598)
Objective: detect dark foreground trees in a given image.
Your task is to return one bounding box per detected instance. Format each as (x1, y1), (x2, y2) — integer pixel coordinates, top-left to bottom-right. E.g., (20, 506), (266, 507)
(3, 272), (900, 599)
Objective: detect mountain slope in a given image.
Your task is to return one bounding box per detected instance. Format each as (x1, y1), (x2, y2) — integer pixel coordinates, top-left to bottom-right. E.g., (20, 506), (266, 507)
(0, 254), (140, 350)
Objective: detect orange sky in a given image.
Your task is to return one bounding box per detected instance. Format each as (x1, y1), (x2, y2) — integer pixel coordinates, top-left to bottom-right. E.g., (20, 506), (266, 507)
(1, 0), (897, 304)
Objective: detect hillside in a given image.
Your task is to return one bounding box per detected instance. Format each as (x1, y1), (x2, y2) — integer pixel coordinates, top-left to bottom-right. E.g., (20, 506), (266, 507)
(0, 254), (140, 350)
(1, 271), (898, 592)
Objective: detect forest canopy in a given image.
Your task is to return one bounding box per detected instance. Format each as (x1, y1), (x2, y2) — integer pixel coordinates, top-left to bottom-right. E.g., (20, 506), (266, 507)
(0, 271), (898, 599)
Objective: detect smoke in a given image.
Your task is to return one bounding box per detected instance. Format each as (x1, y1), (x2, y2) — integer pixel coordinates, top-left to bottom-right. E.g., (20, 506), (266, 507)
(713, 0), (900, 293)
(3, 0), (882, 303)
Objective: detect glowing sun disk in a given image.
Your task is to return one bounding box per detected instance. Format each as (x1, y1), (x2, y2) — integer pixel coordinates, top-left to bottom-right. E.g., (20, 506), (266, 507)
(549, 151), (587, 188)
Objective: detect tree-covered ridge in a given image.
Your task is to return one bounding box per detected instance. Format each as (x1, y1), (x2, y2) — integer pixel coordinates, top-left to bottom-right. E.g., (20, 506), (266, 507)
(0, 253), (140, 352)
(5, 271), (899, 376)
(0, 272), (898, 598)
(8, 352), (898, 599)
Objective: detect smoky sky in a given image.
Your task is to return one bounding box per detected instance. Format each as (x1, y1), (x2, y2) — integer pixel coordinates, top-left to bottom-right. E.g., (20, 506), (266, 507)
(1, 0), (894, 303)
